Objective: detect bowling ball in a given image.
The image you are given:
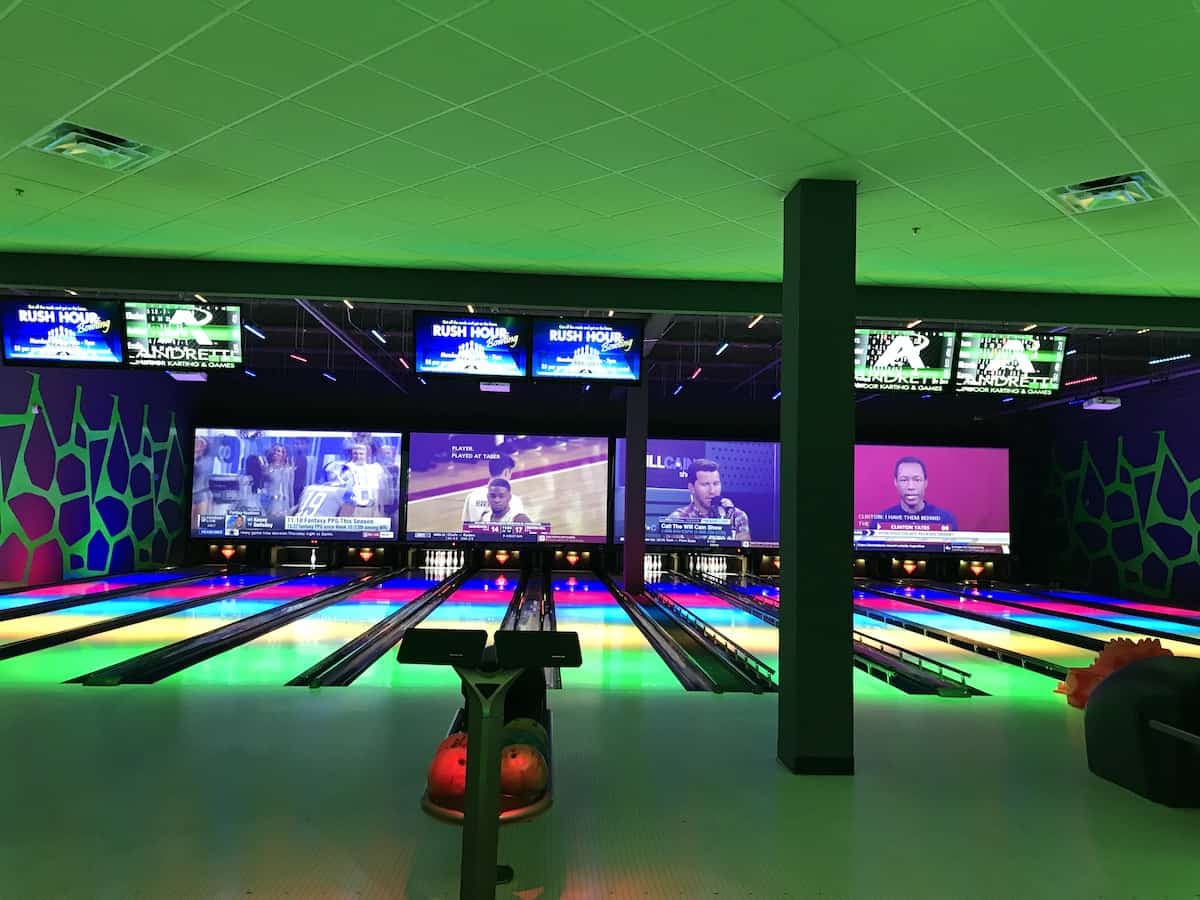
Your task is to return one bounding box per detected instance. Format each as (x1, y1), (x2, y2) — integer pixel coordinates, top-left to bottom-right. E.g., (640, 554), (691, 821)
(427, 732), (468, 809)
(499, 743), (549, 805)
(502, 717), (548, 756)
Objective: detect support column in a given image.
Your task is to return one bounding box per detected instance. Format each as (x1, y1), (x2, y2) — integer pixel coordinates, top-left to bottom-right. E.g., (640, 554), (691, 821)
(778, 179), (856, 774)
(622, 382), (648, 593)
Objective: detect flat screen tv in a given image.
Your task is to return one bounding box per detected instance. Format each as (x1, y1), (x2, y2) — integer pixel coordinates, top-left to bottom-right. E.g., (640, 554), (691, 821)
(530, 318), (641, 382)
(854, 328), (956, 392)
(853, 444), (1010, 554)
(406, 433), (608, 543)
(125, 301), (243, 370)
(1, 298), (124, 365)
(954, 332), (1067, 396)
(191, 428), (403, 541)
(614, 438), (781, 549)
(413, 313), (527, 378)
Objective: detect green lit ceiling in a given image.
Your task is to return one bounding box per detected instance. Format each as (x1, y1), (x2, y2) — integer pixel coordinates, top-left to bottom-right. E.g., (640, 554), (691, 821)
(1, 0), (1200, 295)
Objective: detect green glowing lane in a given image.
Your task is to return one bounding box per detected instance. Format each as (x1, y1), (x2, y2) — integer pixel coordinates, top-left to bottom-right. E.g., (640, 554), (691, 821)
(553, 574), (681, 691)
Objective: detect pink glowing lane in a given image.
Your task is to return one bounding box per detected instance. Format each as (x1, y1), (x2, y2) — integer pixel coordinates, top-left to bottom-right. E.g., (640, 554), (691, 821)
(1044, 589), (1200, 622)
(969, 589), (1200, 639)
(0, 571), (184, 602)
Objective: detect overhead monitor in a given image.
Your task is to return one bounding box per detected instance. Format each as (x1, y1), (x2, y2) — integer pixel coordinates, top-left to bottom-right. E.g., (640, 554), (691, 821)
(954, 332), (1067, 396)
(413, 313), (527, 378)
(406, 433), (609, 544)
(853, 444), (1010, 554)
(191, 428), (403, 541)
(125, 302), (243, 370)
(1, 298), (124, 366)
(854, 328), (956, 392)
(531, 318), (642, 382)
(614, 438), (781, 549)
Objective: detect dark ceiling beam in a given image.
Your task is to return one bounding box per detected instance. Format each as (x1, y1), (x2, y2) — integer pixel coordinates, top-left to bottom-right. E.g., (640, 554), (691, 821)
(4, 253), (1200, 328)
(293, 298), (407, 394)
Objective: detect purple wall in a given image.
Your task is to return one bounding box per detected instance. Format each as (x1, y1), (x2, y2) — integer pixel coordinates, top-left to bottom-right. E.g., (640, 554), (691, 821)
(0, 366), (192, 587)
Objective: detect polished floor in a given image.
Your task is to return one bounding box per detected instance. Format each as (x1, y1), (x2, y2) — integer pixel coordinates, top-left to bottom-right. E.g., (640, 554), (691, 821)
(1, 680), (1195, 899)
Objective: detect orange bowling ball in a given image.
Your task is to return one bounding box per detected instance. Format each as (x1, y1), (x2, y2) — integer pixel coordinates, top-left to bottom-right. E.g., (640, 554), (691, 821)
(499, 743), (549, 806)
(427, 732), (469, 809)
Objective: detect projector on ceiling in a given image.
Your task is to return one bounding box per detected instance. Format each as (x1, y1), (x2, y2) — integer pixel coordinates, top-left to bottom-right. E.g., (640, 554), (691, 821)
(1083, 396), (1121, 411)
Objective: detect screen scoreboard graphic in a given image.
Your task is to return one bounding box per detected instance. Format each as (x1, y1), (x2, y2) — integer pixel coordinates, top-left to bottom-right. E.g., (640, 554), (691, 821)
(406, 432), (608, 544)
(1, 299), (124, 365)
(531, 318), (641, 382)
(191, 428), (403, 541)
(955, 332), (1067, 396)
(125, 302), (243, 370)
(414, 314), (527, 377)
(853, 328), (956, 392)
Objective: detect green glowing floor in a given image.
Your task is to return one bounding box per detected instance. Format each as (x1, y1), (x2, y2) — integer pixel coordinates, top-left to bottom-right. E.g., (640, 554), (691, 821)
(1, 682), (1194, 899)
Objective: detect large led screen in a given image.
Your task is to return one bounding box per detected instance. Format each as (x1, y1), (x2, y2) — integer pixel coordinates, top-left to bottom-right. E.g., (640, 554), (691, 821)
(406, 433), (608, 543)
(854, 445), (1010, 554)
(125, 302), (243, 370)
(531, 318), (641, 382)
(1, 299), (124, 365)
(854, 328), (956, 392)
(414, 313), (527, 377)
(954, 332), (1066, 396)
(614, 439), (781, 548)
(191, 428), (402, 540)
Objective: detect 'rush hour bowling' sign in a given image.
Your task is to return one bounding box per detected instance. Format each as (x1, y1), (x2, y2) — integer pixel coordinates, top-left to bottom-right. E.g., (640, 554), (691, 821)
(124, 302), (243, 370)
(414, 314), (527, 377)
(1, 299), (125, 365)
(531, 318), (642, 382)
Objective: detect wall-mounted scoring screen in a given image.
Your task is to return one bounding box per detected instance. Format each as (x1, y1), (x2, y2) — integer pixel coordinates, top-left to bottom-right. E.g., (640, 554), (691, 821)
(954, 332), (1066, 396)
(413, 314), (527, 377)
(614, 438), (781, 549)
(853, 444), (1010, 554)
(1, 299), (124, 365)
(191, 428), (403, 541)
(531, 318), (641, 382)
(853, 328), (956, 392)
(406, 433), (609, 544)
(125, 302), (243, 370)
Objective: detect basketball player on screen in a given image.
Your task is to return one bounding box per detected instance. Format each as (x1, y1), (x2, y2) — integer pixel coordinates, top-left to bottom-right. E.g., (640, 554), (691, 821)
(461, 454), (525, 523)
(665, 459), (750, 542)
(476, 478), (532, 525)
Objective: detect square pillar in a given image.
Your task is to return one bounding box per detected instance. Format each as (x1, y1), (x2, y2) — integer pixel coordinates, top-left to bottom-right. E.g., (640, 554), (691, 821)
(622, 382), (648, 593)
(778, 179), (856, 774)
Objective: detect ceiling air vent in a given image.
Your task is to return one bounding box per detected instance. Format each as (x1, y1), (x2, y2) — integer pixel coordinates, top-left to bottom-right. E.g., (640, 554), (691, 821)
(27, 122), (162, 173)
(1048, 171), (1165, 214)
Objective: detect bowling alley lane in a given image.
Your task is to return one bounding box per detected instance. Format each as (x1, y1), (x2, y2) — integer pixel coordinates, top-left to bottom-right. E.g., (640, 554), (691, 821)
(1038, 586), (1200, 623)
(652, 575), (779, 672)
(550, 572), (680, 691)
(724, 578), (1059, 698)
(166, 572), (440, 687)
(881, 584), (1200, 658)
(0, 569), (204, 612)
(0, 572), (333, 684)
(967, 584), (1200, 635)
(353, 571), (516, 690)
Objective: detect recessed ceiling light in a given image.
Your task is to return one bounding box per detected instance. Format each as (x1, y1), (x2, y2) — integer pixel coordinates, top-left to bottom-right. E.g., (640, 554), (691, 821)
(715, 342), (729, 356)
(64, 289), (78, 297)
(607, 309), (614, 317)
(1021, 323), (1037, 332)
(906, 319), (922, 328)
(1049, 171), (1165, 214)
(194, 293), (207, 303)
(343, 299), (354, 309)
(28, 122), (162, 173)
(466, 304), (475, 314)
(1137, 328), (1151, 335)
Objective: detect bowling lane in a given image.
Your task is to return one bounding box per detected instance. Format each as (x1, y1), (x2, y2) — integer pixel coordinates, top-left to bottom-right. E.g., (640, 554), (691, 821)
(166, 572), (441, 686)
(883, 584), (1200, 657)
(0, 569), (204, 611)
(355, 571), (516, 690)
(551, 573), (680, 691)
(0, 572), (331, 684)
(724, 578), (1057, 697)
(856, 591), (1100, 672)
(1000, 585), (1200, 625)
(652, 576), (778, 673)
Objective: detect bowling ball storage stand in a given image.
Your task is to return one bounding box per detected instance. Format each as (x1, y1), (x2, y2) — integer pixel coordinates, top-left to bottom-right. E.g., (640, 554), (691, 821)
(397, 628), (582, 900)
(422, 706), (555, 825)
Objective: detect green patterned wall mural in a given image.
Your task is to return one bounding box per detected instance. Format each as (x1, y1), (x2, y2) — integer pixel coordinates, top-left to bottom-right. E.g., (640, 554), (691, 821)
(1049, 429), (1200, 602)
(0, 369), (187, 586)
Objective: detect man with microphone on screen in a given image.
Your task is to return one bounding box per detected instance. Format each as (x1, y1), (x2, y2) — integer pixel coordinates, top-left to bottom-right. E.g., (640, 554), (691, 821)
(665, 459), (751, 542)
